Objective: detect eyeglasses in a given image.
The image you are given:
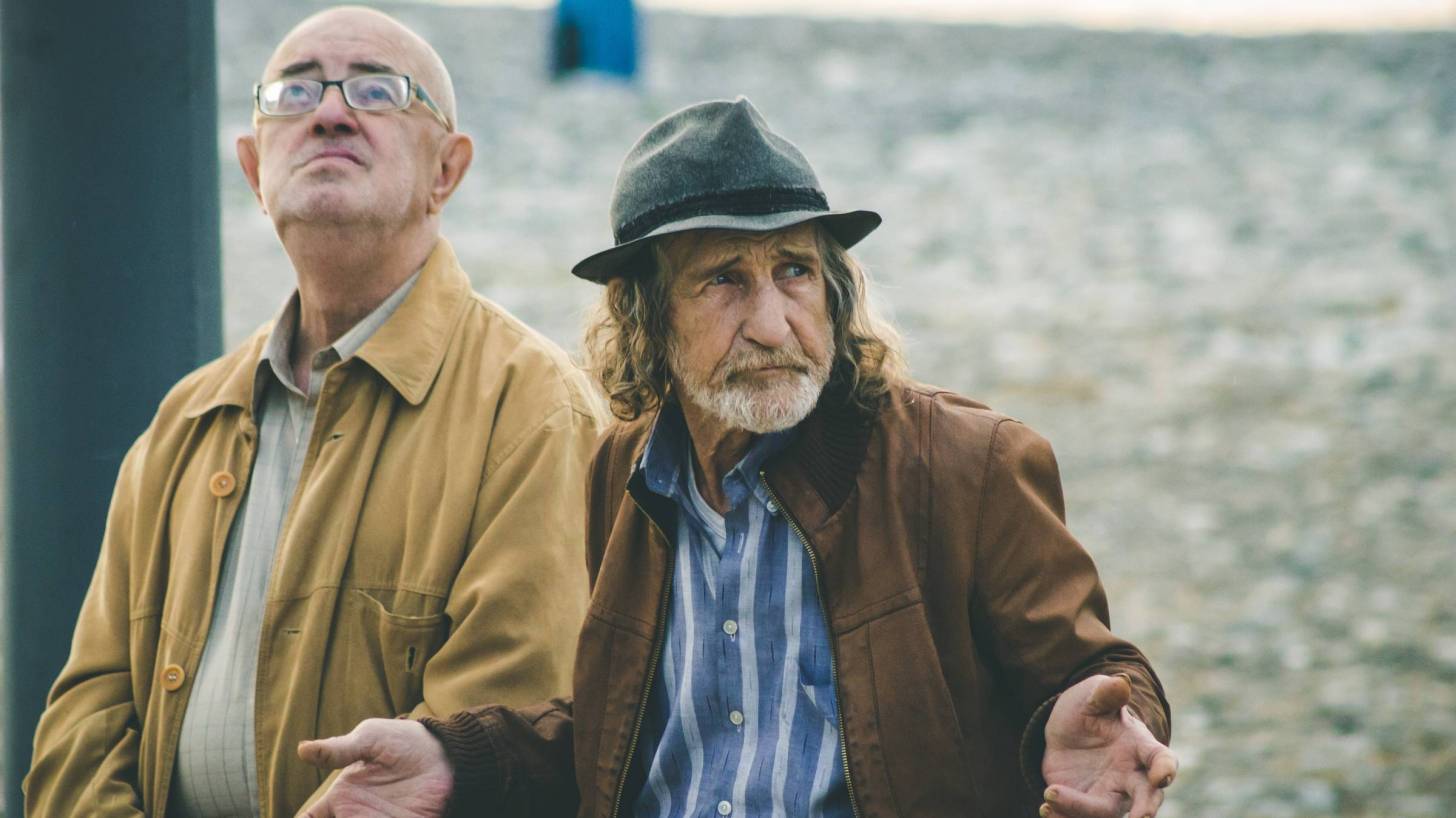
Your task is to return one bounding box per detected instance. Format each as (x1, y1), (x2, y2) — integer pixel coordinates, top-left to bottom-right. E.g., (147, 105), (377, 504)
(253, 73), (451, 131)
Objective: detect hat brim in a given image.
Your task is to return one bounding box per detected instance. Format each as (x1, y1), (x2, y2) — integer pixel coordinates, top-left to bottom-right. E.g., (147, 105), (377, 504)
(571, 209), (882, 283)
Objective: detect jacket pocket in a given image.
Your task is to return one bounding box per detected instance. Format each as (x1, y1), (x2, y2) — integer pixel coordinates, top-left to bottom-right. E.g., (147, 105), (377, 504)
(319, 588), (448, 737)
(860, 603), (978, 817)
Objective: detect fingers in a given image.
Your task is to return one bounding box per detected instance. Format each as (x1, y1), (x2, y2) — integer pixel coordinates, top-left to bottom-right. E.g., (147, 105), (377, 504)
(1041, 784), (1125, 818)
(298, 798), (334, 818)
(1085, 674), (1132, 717)
(298, 729), (372, 771)
(1144, 747), (1179, 789)
(1127, 783), (1166, 818)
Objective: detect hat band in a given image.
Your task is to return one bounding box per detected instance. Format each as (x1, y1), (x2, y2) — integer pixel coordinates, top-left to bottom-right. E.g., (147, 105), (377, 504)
(615, 186), (830, 244)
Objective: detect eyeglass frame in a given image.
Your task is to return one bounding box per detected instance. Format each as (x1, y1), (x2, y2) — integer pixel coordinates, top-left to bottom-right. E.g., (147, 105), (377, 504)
(252, 73), (452, 131)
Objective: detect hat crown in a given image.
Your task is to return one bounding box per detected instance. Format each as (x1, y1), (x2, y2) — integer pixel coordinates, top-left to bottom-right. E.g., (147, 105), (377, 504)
(570, 96), (880, 283)
(609, 97), (828, 243)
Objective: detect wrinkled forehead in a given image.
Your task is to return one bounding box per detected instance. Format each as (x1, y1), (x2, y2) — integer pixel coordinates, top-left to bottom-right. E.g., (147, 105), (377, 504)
(264, 18), (415, 80)
(662, 223), (822, 272)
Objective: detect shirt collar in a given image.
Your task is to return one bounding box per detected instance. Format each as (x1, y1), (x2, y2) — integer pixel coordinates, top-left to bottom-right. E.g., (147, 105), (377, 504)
(640, 401), (796, 513)
(253, 269), (422, 403)
(180, 237), (475, 420)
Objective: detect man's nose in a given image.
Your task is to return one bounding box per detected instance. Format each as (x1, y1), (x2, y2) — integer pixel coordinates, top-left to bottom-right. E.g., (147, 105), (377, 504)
(740, 284), (792, 349)
(308, 85), (358, 135)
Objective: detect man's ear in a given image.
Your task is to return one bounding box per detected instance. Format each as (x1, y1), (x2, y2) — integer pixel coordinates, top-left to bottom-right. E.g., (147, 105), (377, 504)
(426, 133), (474, 216)
(236, 134), (266, 212)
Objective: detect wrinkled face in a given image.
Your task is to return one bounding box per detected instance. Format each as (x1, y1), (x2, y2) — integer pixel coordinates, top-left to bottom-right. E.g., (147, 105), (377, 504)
(245, 10), (450, 231)
(663, 223), (834, 434)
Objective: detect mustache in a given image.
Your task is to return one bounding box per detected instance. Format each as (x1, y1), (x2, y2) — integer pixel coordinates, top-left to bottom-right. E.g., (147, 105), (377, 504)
(719, 347), (815, 381)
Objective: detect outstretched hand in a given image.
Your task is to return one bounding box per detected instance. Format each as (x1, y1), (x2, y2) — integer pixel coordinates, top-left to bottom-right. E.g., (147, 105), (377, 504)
(297, 718), (455, 818)
(1040, 674), (1177, 818)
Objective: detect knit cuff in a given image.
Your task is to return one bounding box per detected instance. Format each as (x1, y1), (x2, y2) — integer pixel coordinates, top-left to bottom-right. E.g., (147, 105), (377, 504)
(1019, 692), (1059, 797)
(419, 709), (508, 817)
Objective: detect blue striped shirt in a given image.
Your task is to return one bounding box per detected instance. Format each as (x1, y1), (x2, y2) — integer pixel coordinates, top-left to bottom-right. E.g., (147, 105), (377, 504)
(630, 406), (852, 818)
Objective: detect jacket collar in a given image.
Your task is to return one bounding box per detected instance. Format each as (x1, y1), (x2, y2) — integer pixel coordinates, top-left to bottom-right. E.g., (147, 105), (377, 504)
(350, 238), (470, 406)
(760, 391), (876, 531)
(623, 388), (879, 531)
(180, 237), (471, 419)
(181, 328), (269, 420)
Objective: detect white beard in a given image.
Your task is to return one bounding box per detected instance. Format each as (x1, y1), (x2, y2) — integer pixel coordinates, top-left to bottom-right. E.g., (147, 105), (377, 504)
(670, 337), (832, 434)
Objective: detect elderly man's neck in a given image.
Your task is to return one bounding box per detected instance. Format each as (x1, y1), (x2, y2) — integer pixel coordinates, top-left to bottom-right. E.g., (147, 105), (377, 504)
(280, 223), (437, 387)
(680, 399), (759, 515)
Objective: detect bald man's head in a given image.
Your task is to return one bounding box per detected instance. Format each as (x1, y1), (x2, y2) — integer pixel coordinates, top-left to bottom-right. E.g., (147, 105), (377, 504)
(261, 5), (457, 131)
(237, 4), (474, 239)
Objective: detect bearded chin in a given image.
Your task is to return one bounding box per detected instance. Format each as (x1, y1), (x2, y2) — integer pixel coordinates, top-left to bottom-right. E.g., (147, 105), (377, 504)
(692, 372), (826, 434)
(672, 349), (832, 435)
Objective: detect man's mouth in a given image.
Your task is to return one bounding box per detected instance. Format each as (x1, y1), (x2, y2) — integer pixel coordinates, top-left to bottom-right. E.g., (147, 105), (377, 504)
(726, 363), (806, 382)
(304, 147), (363, 166)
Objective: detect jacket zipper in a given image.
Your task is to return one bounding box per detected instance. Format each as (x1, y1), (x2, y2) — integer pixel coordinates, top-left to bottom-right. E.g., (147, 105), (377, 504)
(760, 472), (864, 818)
(610, 492), (676, 818)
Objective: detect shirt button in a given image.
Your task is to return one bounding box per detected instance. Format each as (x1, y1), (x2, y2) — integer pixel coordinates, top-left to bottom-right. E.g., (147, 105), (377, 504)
(766, 499), (778, 514)
(729, 710), (744, 726)
(161, 663), (186, 692)
(722, 620), (738, 637)
(208, 471), (236, 497)
(717, 801), (732, 816)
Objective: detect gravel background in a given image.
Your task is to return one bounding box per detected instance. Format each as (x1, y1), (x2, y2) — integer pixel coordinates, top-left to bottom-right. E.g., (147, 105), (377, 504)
(8, 3), (1456, 816)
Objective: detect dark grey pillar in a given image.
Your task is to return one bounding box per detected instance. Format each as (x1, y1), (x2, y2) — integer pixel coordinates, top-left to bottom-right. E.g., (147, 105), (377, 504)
(1, 1), (222, 811)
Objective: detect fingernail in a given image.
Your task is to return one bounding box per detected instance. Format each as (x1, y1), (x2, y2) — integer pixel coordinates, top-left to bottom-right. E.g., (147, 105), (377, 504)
(1160, 775), (1173, 787)
(1039, 805), (1051, 818)
(1044, 787), (1057, 802)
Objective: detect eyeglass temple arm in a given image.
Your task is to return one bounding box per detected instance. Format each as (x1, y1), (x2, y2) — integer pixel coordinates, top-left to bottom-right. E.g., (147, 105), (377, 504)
(413, 83), (452, 131)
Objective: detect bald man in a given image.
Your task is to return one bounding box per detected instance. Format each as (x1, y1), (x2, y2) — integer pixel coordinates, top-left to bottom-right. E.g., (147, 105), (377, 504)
(24, 7), (607, 817)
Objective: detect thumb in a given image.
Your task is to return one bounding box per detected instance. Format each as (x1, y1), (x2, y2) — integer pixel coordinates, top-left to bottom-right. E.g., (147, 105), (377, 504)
(298, 800), (335, 818)
(298, 730), (373, 771)
(1084, 673), (1131, 717)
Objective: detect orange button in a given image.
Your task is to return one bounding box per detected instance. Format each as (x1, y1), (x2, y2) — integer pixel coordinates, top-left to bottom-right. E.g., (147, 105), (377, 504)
(161, 663), (186, 692)
(209, 471), (236, 497)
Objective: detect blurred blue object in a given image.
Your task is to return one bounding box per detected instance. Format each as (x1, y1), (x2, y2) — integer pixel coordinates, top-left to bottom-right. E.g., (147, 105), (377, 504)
(553, 0), (637, 79)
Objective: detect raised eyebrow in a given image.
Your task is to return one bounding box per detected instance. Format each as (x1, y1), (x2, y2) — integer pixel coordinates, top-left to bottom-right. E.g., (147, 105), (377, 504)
(777, 248), (818, 265)
(274, 60), (398, 79)
(349, 61), (398, 75)
(277, 60), (321, 78)
(691, 255), (742, 283)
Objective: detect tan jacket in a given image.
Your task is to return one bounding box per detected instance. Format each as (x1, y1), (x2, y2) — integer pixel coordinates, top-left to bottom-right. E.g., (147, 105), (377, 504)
(425, 384), (1169, 817)
(25, 239), (609, 817)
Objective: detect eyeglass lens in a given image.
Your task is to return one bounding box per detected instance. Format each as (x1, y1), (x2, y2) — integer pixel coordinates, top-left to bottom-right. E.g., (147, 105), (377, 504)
(259, 75), (411, 115)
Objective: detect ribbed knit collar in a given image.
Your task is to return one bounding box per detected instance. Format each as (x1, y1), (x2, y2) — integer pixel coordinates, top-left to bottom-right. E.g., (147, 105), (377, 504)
(629, 389), (878, 528)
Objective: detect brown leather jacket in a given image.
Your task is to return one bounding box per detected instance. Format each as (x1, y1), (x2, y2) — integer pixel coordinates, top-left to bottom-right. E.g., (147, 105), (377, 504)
(425, 383), (1170, 818)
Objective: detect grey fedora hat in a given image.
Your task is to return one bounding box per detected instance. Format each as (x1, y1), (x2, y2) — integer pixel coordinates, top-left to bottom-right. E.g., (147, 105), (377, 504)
(571, 96), (881, 282)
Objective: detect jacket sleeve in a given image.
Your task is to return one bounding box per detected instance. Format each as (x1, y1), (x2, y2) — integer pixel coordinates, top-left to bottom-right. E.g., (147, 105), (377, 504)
(393, 400), (603, 721)
(25, 435), (150, 817)
(967, 419), (1171, 792)
(302, 401), (606, 814)
(406, 420), (627, 818)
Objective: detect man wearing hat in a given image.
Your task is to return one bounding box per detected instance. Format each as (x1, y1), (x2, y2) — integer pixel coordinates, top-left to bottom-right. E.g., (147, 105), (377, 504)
(299, 97), (1177, 818)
